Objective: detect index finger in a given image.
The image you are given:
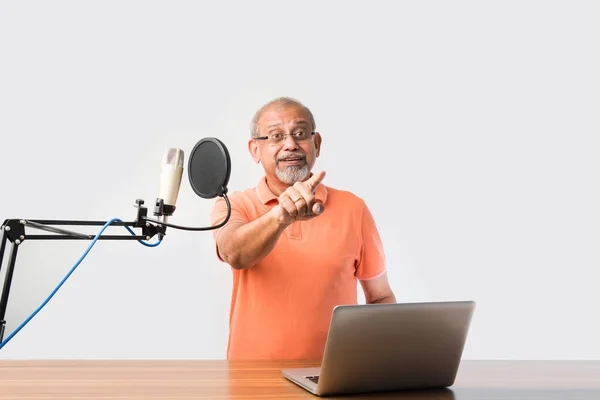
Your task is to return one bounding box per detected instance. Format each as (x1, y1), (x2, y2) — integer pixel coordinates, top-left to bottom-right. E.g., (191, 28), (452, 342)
(306, 170), (326, 192)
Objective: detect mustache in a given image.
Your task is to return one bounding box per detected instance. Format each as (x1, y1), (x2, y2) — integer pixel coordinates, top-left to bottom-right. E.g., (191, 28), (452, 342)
(277, 152), (306, 162)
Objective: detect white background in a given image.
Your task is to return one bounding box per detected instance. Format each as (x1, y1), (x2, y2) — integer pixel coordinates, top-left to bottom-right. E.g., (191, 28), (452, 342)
(0, 1), (598, 359)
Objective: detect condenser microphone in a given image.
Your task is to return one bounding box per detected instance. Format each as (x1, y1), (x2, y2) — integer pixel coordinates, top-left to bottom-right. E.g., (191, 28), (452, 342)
(154, 148), (184, 219)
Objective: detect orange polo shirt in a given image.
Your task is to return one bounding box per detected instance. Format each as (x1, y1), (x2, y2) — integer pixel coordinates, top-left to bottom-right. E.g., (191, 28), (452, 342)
(210, 176), (386, 360)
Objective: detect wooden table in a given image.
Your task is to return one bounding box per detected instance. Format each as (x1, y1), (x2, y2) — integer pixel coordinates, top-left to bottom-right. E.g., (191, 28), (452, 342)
(0, 360), (599, 399)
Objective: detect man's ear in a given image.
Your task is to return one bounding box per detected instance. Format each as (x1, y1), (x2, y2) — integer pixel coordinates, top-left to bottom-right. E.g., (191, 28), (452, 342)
(314, 132), (322, 158)
(248, 139), (261, 163)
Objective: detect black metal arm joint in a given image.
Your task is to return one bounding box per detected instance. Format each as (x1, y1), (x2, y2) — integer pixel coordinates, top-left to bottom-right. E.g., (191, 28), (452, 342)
(1, 220), (25, 244)
(133, 201), (165, 239)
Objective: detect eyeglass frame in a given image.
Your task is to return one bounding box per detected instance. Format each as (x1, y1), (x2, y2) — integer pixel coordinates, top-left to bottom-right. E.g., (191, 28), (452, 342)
(253, 131), (316, 143)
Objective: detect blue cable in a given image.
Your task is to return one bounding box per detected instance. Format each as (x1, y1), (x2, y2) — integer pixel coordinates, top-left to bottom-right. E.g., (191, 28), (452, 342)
(0, 218), (161, 350)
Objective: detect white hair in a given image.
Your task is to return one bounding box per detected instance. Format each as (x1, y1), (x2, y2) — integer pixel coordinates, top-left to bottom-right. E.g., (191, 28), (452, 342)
(250, 97), (316, 138)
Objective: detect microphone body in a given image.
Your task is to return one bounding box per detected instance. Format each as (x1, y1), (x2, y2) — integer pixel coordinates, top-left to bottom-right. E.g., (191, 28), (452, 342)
(155, 148), (184, 221)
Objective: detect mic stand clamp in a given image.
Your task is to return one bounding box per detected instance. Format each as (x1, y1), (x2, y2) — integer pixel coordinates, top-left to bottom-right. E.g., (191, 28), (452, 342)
(153, 198), (175, 241)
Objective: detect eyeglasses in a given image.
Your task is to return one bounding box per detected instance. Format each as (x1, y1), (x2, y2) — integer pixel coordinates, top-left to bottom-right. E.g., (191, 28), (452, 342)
(254, 131), (315, 144)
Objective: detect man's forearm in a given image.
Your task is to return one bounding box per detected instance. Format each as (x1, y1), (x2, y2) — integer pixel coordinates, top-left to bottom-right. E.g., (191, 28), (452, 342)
(217, 209), (288, 270)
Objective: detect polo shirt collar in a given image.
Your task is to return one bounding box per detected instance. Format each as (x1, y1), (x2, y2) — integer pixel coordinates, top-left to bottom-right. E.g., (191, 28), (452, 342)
(256, 175), (328, 205)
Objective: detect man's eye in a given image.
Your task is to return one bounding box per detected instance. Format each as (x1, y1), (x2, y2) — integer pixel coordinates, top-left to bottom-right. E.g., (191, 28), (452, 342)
(271, 133), (282, 139)
(295, 131), (307, 138)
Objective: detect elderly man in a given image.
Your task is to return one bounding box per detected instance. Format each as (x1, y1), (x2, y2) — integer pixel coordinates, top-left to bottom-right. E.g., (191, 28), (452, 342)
(211, 97), (395, 360)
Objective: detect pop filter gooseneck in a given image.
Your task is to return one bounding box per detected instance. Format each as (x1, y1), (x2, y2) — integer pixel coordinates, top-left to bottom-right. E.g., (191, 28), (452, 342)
(142, 137), (232, 231)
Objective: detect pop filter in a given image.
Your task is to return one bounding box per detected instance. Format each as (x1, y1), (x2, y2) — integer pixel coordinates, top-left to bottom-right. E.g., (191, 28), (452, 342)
(188, 137), (231, 199)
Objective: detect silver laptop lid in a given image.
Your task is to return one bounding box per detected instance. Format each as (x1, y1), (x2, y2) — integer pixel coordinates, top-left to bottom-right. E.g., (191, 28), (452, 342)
(315, 301), (475, 396)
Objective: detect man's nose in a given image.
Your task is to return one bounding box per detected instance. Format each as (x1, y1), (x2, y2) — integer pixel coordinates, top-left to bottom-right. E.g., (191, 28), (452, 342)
(282, 134), (299, 150)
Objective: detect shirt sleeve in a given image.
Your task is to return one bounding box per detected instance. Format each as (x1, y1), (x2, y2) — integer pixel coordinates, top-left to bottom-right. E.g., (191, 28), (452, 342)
(210, 193), (249, 262)
(355, 201), (387, 281)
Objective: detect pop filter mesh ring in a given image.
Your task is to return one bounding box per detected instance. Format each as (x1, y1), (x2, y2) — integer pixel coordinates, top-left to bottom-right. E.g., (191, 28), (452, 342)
(187, 137), (231, 199)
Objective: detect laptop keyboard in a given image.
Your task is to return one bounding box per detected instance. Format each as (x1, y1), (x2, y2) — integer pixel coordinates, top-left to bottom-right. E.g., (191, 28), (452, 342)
(306, 375), (319, 384)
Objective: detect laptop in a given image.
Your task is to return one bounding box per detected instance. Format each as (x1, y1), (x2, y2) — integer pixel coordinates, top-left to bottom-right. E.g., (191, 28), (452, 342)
(282, 300), (475, 397)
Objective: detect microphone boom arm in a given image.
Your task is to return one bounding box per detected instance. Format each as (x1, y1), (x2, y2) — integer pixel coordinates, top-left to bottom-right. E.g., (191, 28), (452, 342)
(0, 193), (231, 343)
